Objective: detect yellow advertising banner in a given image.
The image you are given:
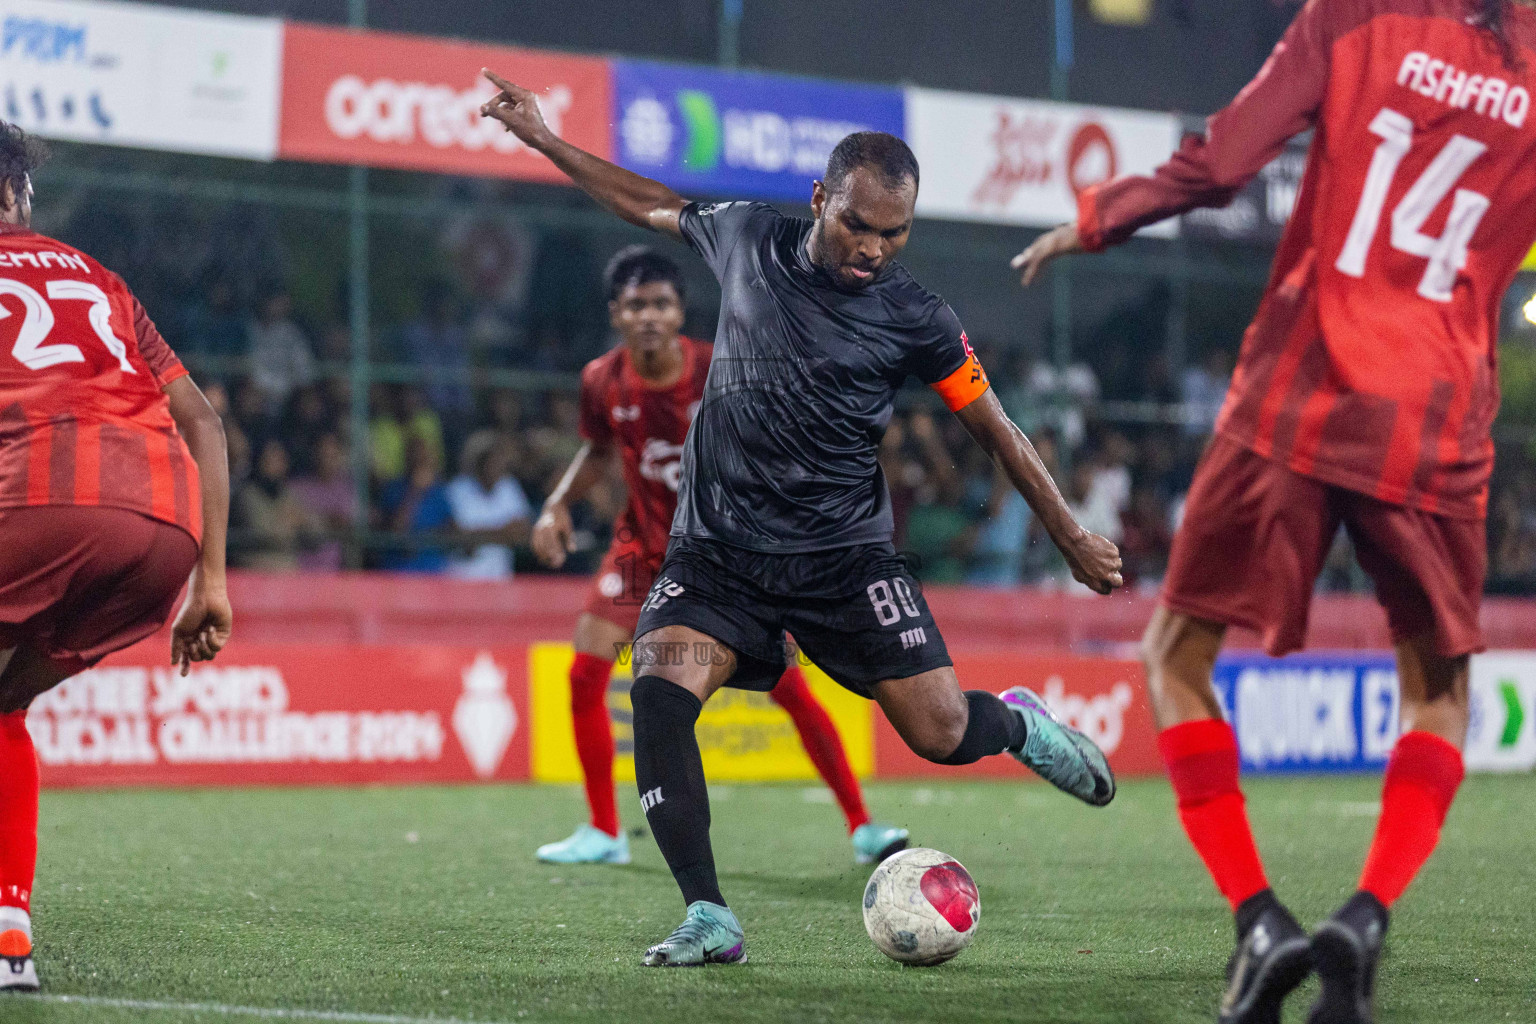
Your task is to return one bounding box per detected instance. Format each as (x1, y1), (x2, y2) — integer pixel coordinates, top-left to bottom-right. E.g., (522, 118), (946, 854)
(1525, 243), (1536, 271)
(530, 643), (874, 783)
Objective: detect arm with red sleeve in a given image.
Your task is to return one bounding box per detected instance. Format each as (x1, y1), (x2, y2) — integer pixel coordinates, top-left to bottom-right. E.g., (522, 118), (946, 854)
(136, 294), (233, 673)
(1080, 0), (1366, 250)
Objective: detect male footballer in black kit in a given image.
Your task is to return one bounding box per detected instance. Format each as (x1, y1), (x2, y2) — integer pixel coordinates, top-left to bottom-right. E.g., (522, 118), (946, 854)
(481, 69), (1124, 966)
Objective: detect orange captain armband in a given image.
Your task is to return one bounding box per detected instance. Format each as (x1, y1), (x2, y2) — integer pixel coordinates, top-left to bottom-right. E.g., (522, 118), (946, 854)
(930, 339), (991, 412)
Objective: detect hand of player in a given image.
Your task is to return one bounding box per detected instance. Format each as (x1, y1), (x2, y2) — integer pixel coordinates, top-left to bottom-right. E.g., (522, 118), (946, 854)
(531, 502), (575, 569)
(480, 69), (554, 149)
(1010, 223), (1083, 287)
(1061, 529), (1124, 596)
(170, 577), (233, 676)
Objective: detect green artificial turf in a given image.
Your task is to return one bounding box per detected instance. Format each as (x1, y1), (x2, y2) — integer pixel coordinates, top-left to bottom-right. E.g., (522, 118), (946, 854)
(4, 775), (1533, 1023)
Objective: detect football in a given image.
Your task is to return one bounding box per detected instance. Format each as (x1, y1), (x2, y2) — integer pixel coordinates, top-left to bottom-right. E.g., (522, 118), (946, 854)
(861, 847), (980, 966)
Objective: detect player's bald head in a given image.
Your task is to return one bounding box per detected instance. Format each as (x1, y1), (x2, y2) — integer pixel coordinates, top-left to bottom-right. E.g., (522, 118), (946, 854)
(824, 132), (919, 198)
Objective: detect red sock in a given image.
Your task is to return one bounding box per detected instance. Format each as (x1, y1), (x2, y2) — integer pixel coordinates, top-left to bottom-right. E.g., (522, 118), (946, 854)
(569, 653), (619, 838)
(772, 667), (869, 832)
(1359, 731), (1464, 907)
(0, 712), (38, 914)
(1159, 719), (1269, 911)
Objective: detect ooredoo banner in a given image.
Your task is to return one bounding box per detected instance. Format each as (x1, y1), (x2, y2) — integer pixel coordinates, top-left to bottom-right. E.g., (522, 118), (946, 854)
(278, 23), (611, 180)
(906, 87), (1179, 233)
(612, 59), (905, 201)
(29, 643), (530, 788)
(0, 0), (282, 159)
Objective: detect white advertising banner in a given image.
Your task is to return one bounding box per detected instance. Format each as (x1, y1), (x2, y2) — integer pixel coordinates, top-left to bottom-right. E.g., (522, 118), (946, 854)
(1465, 652), (1536, 773)
(0, 0), (281, 159)
(907, 87), (1180, 234)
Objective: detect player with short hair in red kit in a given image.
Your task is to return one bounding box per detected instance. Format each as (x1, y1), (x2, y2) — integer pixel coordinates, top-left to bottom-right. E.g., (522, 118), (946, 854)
(1016, 2), (1536, 1021)
(530, 246), (910, 868)
(0, 124), (232, 993)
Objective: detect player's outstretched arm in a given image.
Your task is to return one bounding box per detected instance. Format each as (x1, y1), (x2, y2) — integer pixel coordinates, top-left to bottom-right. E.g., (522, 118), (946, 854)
(1011, 0), (1345, 284)
(480, 69), (688, 238)
(954, 390), (1123, 595)
(532, 441), (615, 570)
(165, 375), (233, 675)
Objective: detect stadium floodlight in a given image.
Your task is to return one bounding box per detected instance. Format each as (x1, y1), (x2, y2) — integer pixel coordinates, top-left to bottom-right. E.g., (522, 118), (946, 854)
(1525, 291), (1536, 327)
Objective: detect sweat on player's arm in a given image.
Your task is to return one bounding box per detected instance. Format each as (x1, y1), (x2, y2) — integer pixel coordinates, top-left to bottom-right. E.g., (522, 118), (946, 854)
(480, 69), (687, 236)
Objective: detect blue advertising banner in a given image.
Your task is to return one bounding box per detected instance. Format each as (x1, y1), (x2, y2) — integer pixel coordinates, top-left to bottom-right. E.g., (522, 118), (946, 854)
(611, 59), (905, 201)
(1212, 652), (1400, 775)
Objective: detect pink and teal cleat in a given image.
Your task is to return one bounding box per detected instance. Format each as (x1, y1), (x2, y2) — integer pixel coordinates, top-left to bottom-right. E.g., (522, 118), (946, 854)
(642, 901), (747, 967)
(1000, 686), (1116, 807)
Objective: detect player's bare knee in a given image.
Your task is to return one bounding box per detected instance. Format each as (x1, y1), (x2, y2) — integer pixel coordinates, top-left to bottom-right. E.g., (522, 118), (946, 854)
(910, 698), (968, 763)
(632, 628), (692, 681)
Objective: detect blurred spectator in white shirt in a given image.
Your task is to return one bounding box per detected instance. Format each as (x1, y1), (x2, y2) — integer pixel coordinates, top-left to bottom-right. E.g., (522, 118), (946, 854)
(446, 433), (532, 579)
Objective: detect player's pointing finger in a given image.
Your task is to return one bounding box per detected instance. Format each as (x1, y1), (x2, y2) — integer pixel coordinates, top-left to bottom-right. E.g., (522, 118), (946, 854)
(481, 68), (521, 96)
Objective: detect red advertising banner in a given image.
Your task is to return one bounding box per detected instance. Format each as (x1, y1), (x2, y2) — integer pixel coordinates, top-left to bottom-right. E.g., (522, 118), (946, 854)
(874, 653), (1161, 779)
(28, 643), (530, 788)
(278, 23), (611, 179)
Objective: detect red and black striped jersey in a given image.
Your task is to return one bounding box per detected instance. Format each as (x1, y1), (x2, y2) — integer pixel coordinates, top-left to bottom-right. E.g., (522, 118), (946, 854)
(0, 224), (201, 542)
(1078, 0), (1536, 519)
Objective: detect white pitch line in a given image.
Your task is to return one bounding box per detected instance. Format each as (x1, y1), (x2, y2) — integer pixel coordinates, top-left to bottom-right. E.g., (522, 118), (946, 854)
(18, 994), (521, 1024)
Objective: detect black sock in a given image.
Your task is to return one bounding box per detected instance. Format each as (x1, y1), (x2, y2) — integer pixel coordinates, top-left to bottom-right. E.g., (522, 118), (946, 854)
(1235, 888), (1281, 938)
(935, 691), (1029, 765)
(630, 675), (725, 908)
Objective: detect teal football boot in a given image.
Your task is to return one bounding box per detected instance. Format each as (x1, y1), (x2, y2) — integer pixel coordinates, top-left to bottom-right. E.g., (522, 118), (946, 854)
(642, 901), (747, 967)
(1000, 687), (1116, 806)
(851, 822), (910, 865)
(535, 824), (631, 865)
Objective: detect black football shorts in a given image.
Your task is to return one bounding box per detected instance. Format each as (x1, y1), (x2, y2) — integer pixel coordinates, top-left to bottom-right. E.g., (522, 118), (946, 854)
(632, 536), (952, 698)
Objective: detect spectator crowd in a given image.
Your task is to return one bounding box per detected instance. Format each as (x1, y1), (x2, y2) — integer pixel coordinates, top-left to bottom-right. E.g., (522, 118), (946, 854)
(39, 190), (1536, 593)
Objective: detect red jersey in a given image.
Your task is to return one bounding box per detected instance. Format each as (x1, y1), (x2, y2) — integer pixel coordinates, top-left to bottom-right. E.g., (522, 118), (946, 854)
(1078, 0), (1536, 519)
(0, 224), (201, 541)
(578, 337), (711, 557)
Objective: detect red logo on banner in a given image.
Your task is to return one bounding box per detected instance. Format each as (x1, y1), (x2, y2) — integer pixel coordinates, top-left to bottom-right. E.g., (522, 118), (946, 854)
(1065, 122), (1117, 197)
(972, 109), (1058, 208)
(278, 24), (611, 180)
(29, 643), (531, 789)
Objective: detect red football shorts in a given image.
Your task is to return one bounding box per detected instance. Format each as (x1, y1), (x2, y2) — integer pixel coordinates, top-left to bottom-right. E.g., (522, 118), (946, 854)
(1163, 435), (1485, 659)
(0, 505), (199, 675)
(582, 537), (664, 636)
